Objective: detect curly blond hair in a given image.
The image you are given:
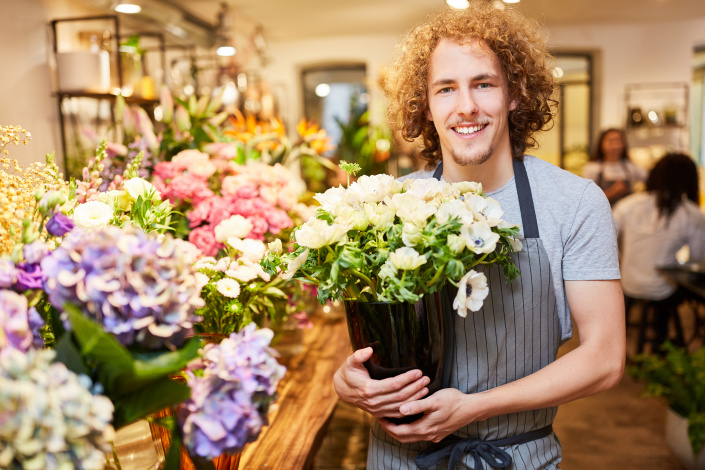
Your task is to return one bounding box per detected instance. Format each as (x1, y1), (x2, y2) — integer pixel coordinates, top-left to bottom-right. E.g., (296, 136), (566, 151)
(381, 4), (557, 167)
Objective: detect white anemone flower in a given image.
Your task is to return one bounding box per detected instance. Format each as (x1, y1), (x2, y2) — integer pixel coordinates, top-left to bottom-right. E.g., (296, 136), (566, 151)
(314, 185), (347, 211)
(451, 181), (483, 195)
(334, 205), (368, 231)
(447, 234), (466, 255)
(465, 194), (504, 227)
(406, 178), (447, 201)
(453, 270), (489, 317)
(435, 199), (474, 225)
(294, 219), (349, 249)
(401, 223), (423, 247)
(282, 249), (309, 280)
(216, 278), (241, 298)
(72, 201), (114, 229)
(214, 215), (253, 242)
(267, 239), (283, 255)
(227, 237), (267, 263)
(344, 174), (395, 205)
(123, 177), (160, 202)
(391, 193), (437, 228)
(461, 222), (500, 254)
(362, 203), (396, 231)
(389, 247), (427, 271)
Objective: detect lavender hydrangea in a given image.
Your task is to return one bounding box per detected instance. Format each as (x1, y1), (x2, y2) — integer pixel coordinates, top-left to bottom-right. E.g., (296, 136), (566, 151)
(0, 290), (34, 352)
(179, 324), (286, 458)
(0, 348), (115, 470)
(40, 226), (204, 349)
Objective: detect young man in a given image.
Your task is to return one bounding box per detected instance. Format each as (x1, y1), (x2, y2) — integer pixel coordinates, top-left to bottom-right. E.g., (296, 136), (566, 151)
(333, 4), (625, 469)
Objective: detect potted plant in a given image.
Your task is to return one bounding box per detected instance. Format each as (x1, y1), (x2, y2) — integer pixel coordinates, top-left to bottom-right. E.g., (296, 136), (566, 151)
(630, 342), (705, 469)
(264, 163), (521, 422)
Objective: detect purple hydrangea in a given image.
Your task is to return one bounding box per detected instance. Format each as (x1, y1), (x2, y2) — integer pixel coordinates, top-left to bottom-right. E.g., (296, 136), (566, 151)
(46, 212), (75, 237)
(40, 226), (204, 350)
(0, 258), (17, 288)
(179, 324), (286, 458)
(15, 262), (42, 291)
(23, 241), (48, 264)
(0, 289), (34, 352)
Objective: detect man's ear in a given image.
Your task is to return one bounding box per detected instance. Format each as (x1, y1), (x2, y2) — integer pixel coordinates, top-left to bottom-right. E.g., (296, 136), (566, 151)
(509, 96), (518, 112)
(425, 107), (434, 122)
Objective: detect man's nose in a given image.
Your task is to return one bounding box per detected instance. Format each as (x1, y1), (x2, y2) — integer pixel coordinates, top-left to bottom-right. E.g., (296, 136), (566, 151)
(457, 89), (479, 116)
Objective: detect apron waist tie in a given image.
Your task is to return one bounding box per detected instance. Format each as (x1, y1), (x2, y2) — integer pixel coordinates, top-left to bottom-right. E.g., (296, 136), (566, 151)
(414, 424), (553, 470)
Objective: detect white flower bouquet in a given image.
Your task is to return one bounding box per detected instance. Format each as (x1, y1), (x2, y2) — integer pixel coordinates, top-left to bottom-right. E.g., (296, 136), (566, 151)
(266, 173), (521, 317)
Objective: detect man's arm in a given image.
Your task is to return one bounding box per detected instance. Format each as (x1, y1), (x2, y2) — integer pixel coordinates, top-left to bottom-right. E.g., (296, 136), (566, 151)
(379, 279), (626, 443)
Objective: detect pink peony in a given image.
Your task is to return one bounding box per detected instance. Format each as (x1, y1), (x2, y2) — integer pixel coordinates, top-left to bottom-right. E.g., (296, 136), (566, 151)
(167, 174), (213, 204)
(188, 225), (220, 257)
(221, 174), (255, 196)
(246, 215), (269, 240)
(153, 161), (178, 181)
(266, 209), (294, 234)
(172, 149), (210, 171)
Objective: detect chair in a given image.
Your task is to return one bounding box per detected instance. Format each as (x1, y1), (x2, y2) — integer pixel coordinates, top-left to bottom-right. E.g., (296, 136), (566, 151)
(624, 295), (685, 355)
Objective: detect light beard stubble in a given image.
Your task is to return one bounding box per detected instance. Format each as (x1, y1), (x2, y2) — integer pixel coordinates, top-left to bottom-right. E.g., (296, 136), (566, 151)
(450, 143), (495, 167)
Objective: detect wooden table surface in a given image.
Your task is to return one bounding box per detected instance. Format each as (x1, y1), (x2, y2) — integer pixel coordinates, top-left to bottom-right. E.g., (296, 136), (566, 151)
(240, 312), (351, 469)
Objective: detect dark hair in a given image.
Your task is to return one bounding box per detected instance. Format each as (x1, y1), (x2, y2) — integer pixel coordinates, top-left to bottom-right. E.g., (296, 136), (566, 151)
(380, 3), (557, 168)
(646, 152), (699, 221)
(591, 128), (628, 162)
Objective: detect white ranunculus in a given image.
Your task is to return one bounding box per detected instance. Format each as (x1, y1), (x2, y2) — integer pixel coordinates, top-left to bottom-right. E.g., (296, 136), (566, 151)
(465, 194), (504, 227)
(227, 237), (267, 262)
(435, 199), (474, 225)
(334, 205), (368, 231)
(452, 270), (489, 317)
(447, 234), (466, 254)
(452, 181), (483, 195)
(314, 185), (347, 211)
(406, 178), (447, 201)
(362, 203), (396, 231)
(345, 174), (395, 205)
(389, 247), (427, 271)
(72, 201), (114, 229)
(392, 193), (437, 228)
(461, 222), (500, 254)
(294, 219), (349, 249)
(401, 223), (423, 247)
(214, 215), (253, 242)
(123, 177), (160, 202)
(282, 249), (309, 280)
(98, 190), (131, 212)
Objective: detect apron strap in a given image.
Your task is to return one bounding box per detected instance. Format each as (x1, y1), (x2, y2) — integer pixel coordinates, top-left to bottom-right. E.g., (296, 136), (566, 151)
(432, 160), (539, 238)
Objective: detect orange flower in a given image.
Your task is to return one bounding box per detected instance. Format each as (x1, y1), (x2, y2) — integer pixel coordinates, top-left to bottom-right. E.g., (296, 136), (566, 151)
(297, 118), (335, 154)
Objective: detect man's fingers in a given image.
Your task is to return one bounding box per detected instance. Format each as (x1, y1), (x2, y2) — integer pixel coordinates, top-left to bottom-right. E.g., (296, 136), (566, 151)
(375, 370), (425, 394)
(400, 393), (435, 416)
(347, 347), (374, 367)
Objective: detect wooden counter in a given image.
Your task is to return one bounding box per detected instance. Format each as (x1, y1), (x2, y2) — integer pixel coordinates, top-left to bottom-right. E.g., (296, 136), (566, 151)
(240, 313), (351, 469)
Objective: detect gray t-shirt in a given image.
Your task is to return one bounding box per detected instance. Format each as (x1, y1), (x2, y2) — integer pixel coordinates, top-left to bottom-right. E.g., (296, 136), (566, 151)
(400, 155), (620, 340)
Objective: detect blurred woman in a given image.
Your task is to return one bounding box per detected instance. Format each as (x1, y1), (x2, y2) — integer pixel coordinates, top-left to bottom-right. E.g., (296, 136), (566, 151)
(613, 152), (705, 302)
(583, 128), (647, 205)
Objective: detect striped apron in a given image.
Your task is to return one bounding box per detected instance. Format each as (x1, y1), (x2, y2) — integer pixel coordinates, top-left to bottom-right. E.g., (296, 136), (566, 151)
(367, 159), (563, 469)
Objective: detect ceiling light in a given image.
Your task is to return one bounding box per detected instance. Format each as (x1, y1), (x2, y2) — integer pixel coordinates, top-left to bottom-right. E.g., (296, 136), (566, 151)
(113, 1), (142, 14)
(446, 0), (470, 9)
(217, 46), (236, 57)
(503, 0), (520, 3)
(315, 83), (331, 98)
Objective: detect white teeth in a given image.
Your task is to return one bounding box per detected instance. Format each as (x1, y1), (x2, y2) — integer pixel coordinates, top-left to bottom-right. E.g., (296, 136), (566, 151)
(454, 124), (486, 135)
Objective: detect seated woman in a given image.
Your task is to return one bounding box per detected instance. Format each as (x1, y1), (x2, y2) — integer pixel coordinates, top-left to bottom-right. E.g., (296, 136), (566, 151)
(613, 152), (705, 347)
(583, 128), (647, 206)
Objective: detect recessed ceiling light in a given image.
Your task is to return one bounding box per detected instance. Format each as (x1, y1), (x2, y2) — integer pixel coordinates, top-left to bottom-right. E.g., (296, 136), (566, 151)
(216, 46), (236, 57)
(503, 0), (520, 3)
(446, 0), (470, 9)
(113, 2), (142, 14)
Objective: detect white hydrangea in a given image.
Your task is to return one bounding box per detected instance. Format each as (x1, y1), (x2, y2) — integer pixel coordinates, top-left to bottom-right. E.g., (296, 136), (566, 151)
(0, 348), (115, 470)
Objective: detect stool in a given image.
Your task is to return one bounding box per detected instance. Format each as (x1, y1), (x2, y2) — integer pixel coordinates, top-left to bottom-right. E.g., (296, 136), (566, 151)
(624, 295), (685, 355)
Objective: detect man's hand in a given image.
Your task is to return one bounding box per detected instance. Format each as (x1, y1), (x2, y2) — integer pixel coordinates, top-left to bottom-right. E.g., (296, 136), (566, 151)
(333, 347), (431, 418)
(379, 388), (472, 443)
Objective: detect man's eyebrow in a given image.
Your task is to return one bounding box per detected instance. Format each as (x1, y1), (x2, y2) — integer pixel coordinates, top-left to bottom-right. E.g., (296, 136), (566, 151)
(430, 74), (500, 88)
(429, 79), (457, 88)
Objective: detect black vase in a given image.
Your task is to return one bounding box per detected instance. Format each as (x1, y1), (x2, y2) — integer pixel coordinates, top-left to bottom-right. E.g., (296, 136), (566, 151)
(344, 288), (453, 424)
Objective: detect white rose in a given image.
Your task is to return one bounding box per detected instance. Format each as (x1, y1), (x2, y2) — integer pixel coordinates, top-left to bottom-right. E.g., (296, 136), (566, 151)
(435, 199), (474, 225)
(344, 174), (395, 205)
(98, 190), (131, 212)
(452, 270), (489, 317)
(282, 248), (309, 280)
(314, 186), (347, 211)
(362, 203), (396, 231)
(334, 206), (368, 231)
(460, 222), (500, 254)
(401, 223), (423, 247)
(389, 247), (427, 271)
(214, 215), (253, 242)
(123, 177), (160, 202)
(72, 201), (114, 229)
(294, 219), (349, 249)
(227, 237), (267, 263)
(465, 195), (504, 227)
(452, 181), (483, 195)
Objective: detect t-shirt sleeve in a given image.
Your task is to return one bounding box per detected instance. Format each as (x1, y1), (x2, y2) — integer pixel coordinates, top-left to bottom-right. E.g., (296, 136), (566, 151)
(562, 181), (621, 280)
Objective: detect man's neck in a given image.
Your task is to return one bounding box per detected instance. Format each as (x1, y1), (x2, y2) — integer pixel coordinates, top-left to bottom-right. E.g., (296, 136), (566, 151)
(440, 153), (516, 193)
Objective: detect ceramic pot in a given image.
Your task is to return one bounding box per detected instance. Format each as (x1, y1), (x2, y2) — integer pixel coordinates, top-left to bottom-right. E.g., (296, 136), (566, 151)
(665, 408), (705, 470)
(344, 288), (453, 424)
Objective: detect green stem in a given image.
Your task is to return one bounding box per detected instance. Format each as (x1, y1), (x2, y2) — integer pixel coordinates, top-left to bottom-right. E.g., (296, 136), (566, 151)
(426, 262), (447, 288)
(350, 269), (377, 299)
(111, 441), (122, 470)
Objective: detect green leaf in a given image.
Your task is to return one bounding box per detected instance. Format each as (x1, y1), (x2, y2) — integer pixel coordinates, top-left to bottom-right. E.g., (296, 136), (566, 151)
(53, 334), (88, 376)
(163, 423), (182, 470)
(113, 376), (191, 428)
(132, 338), (201, 380)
